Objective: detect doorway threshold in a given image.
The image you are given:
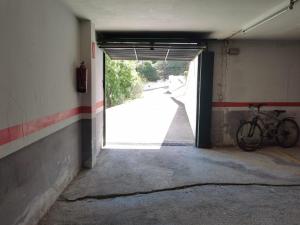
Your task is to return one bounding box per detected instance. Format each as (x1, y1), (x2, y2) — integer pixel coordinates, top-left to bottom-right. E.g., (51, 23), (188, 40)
(103, 142), (194, 150)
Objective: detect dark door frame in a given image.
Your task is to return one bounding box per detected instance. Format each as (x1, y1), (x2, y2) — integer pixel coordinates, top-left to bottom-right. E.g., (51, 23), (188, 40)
(102, 51), (215, 148)
(195, 50), (215, 148)
(102, 52), (106, 147)
(99, 33), (214, 148)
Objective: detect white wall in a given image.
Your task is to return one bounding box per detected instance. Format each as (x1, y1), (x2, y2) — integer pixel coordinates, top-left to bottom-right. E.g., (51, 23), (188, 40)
(95, 48), (104, 105)
(0, 0), (80, 126)
(79, 20), (93, 107)
(95, 48), (104, 156)
(78, 20), (104, 168)
(217, 40), (300, 102)
(0, 1), (84, 224)
(0, 1), (106, 224)
(0, 0), (81, 156)
(184, 56), (198, 136)
(209, 40), (300, 146)
(80, 20), (101, 109)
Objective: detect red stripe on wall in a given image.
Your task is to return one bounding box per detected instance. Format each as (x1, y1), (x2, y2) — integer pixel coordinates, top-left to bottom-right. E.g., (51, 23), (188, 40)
(3, 100), (297, 147)
(212, 102), (300, 107)
(96, 100), (104, 109)
(80, 106), (92, 114)
(0, 100), (104, 146)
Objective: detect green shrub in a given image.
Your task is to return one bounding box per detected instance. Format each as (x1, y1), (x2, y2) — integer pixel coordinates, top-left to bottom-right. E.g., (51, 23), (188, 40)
(105, 56), (143, 108)
(136, 62), (160, 81)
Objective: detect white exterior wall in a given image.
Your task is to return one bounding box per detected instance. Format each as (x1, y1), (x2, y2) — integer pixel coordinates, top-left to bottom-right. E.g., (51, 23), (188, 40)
(209, 40), (300, 146)
(184, 56), (198, 136)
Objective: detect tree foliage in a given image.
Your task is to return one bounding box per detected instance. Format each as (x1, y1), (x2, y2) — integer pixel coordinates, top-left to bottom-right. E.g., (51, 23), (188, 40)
(105, 58), (189, 107)
(105, 56), (143, 108)
(136, 62), (160, 81)
(136, 61), (188, 81)
(154, 61), (189, 79)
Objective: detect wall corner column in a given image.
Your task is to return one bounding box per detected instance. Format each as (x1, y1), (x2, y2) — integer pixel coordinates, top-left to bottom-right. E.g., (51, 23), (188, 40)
(79, 20), (101, 168)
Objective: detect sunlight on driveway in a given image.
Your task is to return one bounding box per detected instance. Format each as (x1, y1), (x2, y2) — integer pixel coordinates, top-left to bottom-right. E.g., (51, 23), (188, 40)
(106, 88), (179, 147)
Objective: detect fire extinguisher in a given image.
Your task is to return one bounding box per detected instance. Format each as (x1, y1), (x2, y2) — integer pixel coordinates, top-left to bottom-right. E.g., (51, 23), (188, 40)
(76, 61), (88, 93)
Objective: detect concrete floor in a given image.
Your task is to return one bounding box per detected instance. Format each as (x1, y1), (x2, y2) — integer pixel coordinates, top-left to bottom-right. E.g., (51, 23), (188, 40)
(40, 79), (300, 225)
(40, 185), (300, 225)
(40, 146), (300, 225)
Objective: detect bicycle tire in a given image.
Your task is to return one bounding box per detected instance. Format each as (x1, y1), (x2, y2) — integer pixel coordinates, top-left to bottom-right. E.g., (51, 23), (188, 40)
(276, 118), (300, 148)
(236, 121), (263, 151)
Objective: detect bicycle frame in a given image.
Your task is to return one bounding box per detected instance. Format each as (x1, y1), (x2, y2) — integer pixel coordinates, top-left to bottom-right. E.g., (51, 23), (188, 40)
(249, 108), (281, 139)
(237, 104), (299, 150)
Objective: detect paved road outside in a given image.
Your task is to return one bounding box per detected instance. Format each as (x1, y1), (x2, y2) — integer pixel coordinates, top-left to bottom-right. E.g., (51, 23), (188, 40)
(105, 80), (194, 147)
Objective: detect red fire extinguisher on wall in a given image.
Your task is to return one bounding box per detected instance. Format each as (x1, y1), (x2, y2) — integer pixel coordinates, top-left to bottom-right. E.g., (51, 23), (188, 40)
(76, 61), (88, 93)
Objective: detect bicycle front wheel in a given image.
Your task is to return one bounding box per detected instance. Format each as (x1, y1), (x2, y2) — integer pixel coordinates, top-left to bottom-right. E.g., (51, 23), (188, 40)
(236, 121), (263, 151)
(276, 118), (299, 148)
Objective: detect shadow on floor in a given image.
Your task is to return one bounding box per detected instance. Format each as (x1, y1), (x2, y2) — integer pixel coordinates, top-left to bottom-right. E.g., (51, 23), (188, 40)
(161, 97), (194, 146)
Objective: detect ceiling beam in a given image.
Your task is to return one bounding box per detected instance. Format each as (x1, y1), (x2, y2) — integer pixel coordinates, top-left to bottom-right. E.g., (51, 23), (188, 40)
(97, 31), (209, 44)
(99, 43), (206, 49)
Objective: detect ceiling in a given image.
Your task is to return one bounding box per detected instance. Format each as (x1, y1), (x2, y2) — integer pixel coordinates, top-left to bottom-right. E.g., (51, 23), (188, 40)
(63, 0), (300, 40)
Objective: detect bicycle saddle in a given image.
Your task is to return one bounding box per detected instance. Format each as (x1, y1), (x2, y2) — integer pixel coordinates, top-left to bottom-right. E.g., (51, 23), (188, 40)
(273, 110), (286, 116)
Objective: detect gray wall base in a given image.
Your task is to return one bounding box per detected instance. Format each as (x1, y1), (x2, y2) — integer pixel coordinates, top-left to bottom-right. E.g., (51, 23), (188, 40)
(82, 112), (103, 169)
(0, 122), (82, 225)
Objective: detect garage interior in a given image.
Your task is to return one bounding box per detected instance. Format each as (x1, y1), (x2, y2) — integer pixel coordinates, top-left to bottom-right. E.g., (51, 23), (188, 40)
(1, 0), (300, 225)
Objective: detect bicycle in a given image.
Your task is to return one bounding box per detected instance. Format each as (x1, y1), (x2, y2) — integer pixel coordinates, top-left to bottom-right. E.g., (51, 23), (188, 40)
(236, 103), (300, 151)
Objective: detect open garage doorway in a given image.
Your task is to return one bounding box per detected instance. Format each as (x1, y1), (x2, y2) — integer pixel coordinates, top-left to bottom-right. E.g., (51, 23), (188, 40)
(99, 32), (206, 148)
(104, 58), (195, 147)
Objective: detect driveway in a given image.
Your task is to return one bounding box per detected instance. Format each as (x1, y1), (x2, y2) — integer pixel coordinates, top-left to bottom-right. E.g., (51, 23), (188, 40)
(105, 82), (194, 146)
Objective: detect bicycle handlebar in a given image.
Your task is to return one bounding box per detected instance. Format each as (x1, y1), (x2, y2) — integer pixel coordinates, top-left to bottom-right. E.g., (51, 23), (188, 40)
(248, 103), (267, 111)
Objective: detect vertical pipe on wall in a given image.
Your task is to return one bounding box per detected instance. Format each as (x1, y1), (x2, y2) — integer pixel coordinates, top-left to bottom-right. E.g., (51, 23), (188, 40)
(195, 51), (215, 148)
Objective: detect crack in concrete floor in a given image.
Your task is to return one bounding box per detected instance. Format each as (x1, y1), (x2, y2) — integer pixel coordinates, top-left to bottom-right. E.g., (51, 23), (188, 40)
(40, 184), (300, 225)
(41, 147), (300, 225)
(59, 182), (300, 202)
(61, 146), (300, 202)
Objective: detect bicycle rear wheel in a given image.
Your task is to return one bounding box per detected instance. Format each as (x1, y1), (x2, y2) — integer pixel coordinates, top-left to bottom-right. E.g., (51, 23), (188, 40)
(276, 118), (299, 148)
(236, 121), (263, 151)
